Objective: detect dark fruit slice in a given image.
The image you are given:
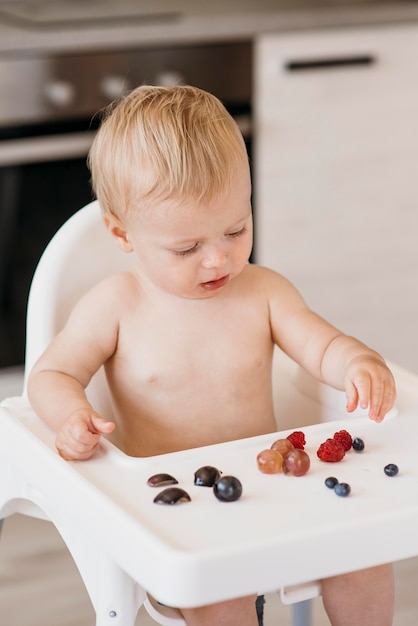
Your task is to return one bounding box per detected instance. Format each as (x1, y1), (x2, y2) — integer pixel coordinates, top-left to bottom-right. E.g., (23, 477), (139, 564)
(213, 476), (242, 502)
(153, 488), (191, 505)
(257, 449), (284, 474)
(384, 463), (399, 477)
(334, 482), (351, 497)
(283, 449), (310, 476)
(194, 466), (222, 486)
(147, 473), (178, 487)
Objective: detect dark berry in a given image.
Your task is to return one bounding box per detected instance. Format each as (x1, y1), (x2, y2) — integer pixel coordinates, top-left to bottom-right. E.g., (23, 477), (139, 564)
(325, 476), (339, 489)
(352, 437), (365, 452)
(287, 431), (306, 450)
(384, 463), (399, 477)
(334, 482), (351, 497)
(213, 476), (242, 502)
(333, 430), (353, 452)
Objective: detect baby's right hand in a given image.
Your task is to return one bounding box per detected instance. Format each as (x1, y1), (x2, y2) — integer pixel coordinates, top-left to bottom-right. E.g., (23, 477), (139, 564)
(55, 408), (115, 461)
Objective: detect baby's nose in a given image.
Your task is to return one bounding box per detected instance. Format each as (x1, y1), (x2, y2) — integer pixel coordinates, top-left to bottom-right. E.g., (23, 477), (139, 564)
(201, 245), (227, 269)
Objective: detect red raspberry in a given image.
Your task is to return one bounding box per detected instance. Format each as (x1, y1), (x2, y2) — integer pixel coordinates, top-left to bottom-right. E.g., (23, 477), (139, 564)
(333, 429), (353, 452)
(287, 431), (306, 450)
(317, 438), (345, 462)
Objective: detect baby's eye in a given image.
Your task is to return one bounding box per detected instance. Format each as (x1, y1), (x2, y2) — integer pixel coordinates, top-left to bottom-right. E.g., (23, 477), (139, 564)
(227, 226), (247, 238)
(172, 243), (199, 257)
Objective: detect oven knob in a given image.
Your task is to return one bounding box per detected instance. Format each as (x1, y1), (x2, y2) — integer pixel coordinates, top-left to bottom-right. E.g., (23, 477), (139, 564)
(101, 75), (129, 101)
(44, 81), (76, 108)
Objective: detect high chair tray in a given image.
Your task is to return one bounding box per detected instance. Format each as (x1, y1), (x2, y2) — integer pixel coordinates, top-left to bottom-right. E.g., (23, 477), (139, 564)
(1, 397), (418, 608)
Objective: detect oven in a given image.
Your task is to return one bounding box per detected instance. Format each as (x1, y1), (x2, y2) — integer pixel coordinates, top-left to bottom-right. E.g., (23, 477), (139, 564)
(0, 41), (253, 367)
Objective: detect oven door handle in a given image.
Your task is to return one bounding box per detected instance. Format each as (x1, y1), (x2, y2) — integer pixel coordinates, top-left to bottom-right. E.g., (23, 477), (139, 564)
(0, 131), (96, 167)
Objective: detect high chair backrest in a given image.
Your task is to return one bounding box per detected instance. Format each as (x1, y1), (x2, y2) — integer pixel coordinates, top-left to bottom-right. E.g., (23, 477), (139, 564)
(23, 200), (134, 421)
(23, 199), (359, 434)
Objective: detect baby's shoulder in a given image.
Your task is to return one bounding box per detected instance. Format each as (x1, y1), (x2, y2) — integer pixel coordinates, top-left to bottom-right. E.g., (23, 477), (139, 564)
(242, 263), (293, 288)
(77, 268), (140, 311)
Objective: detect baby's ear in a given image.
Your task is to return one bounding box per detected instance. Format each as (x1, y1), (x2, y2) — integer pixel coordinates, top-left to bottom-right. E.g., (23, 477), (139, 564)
(103, 213), (133, 253)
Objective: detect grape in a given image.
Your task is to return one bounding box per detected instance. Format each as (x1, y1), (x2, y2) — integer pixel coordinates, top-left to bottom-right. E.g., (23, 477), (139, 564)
(257, 449), (284, 474)
(271, 438), (294, 455)
(283, 449), (311, 477)
(213, 476), (242, 502)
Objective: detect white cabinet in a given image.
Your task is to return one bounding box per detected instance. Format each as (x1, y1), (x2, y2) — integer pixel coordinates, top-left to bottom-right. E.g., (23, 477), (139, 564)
(254, 24), (418, 372)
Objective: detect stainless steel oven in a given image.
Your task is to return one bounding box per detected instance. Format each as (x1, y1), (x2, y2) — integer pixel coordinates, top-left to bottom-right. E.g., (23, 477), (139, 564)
(0, 41), (252, 367)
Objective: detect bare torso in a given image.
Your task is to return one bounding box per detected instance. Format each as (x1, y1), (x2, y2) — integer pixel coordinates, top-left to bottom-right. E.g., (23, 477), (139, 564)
(104, 264), (277, 456)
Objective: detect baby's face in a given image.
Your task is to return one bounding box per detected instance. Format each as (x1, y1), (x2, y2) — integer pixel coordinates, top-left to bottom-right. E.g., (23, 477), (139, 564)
(125, 167), (253, 299)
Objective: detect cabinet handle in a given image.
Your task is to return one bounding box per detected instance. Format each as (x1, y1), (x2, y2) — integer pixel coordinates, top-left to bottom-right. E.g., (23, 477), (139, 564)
(284, 54), (375, 71)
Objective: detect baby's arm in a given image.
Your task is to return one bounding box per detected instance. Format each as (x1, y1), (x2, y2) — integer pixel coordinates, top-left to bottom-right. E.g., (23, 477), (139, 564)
(266, 269), (396, 421)
(27, 280), (119, 460)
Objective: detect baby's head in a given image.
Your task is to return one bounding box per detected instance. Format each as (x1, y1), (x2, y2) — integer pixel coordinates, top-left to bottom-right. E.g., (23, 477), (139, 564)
(88, 84), (250, 217)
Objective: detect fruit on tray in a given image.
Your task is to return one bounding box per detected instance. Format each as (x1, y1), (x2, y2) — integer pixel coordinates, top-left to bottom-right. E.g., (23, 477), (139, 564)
(286, 431), (306, 450)
(283, 448), (311, 476)
(333, 430), (353, 451)
(384, 463), (399, 477)
(213, 476), (243, 502)
(153, 487), (191, 505)
(194, 465), (222, 487)
(147, 473), (178, 487)
(270, 438), (294, 456)
(317, 438), (346, 462)
(256, 449), (284, 474)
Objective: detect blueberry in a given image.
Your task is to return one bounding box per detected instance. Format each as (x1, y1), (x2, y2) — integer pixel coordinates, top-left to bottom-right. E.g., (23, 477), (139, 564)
(352, 437), (365, 452)
(325, 476), (339, 489)
(213, 476), (242, 502)
(334, 482), (351, 497)
(384, 463), (399, 477)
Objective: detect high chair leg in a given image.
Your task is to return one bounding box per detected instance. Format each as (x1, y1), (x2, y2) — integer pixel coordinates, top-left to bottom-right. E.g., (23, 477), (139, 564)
(292, 600), (313, 626)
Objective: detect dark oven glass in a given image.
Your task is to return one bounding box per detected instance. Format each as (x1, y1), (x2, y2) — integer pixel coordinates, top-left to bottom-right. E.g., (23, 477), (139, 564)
(0, 104), (251, 368)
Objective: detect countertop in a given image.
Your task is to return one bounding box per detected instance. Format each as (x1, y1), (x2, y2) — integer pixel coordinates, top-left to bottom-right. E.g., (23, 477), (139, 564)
(1, 1), (418, 56)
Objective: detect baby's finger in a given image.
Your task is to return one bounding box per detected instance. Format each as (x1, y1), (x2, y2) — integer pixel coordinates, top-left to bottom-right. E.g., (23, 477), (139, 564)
(345, 381), (359, 413)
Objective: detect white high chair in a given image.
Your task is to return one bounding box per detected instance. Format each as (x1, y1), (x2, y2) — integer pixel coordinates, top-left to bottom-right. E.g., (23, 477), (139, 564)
(1, 200), (414, 626)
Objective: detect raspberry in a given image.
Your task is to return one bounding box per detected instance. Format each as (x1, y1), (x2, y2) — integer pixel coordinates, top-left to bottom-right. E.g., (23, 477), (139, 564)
(287, 431), (306, 450)
(317, 438), (345, 462)
(333, 429), (353, 452)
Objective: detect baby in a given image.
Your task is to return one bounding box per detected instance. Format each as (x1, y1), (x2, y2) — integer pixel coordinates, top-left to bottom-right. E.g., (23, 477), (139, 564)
(28, 85), (395, 626)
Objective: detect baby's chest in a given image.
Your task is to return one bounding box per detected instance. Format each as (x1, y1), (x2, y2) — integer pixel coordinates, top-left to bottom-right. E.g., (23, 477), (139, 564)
(116, 307), (271, 386)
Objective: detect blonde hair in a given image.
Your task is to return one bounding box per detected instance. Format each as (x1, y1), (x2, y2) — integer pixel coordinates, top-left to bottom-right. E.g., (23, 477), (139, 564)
(88, 84), (249, 216)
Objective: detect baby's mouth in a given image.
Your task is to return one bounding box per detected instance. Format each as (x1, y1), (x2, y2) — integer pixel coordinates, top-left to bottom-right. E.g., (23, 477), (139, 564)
(200, 275), (229, 291)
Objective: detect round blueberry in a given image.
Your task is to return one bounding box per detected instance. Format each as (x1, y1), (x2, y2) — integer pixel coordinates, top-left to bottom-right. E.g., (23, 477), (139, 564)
(334, 482), (351, 497)
(384, 463), (399, 477)
(325, 476), (339, 489)
(213, 476), (242, 502)
(352, 437), (365, 452)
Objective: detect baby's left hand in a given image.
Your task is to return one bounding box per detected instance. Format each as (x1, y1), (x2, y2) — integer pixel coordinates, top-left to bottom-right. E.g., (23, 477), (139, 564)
(344, 355), (396, 422)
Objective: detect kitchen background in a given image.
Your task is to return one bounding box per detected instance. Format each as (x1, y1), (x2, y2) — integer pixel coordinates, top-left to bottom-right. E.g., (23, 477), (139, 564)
(1, 0), (418, 624)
